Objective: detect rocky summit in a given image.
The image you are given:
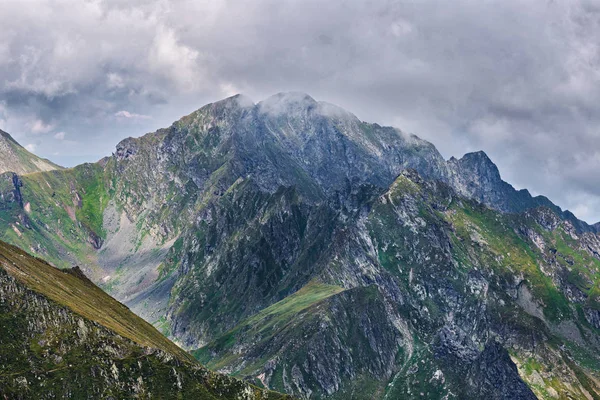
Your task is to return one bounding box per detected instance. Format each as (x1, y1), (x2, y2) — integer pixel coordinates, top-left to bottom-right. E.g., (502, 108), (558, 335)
(1, 93), (600, 399)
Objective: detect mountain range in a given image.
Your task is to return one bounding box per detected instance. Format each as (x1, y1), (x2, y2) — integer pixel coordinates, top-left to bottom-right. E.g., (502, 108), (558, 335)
(1, 92), (600, 399)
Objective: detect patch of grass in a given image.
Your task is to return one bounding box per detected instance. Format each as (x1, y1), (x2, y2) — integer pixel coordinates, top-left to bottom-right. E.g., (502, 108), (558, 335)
(0, 163), (110, 269)
(193, 281), (344, 365)
(446, 202), (572, 322)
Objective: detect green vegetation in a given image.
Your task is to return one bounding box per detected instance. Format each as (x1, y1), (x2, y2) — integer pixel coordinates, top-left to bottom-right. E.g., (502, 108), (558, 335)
(0, 163), (111, 271)
(22, 163), (109, 238)
(0, 239), (289, 399)
(3, 97), (600, 399)
(194, 281), (344, 367)
(0, 239), (192, 360)
(243, 281), (343, 327)
(445, 202), (572, 322)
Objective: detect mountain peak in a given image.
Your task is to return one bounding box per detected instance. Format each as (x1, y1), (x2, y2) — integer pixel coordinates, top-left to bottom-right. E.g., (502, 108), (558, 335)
(0, 129), (16, 142)
(194, 93), (255, 116)
(218, 93), (255, 108)
(0, 129), (26, 150)
(0, 129), (62, 175)
(454, 151), (501, 181)
(258, 92), (318, 115)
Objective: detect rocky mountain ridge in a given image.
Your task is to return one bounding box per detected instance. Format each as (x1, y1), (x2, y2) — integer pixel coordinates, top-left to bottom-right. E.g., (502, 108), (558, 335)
(195, 169), (600, 398)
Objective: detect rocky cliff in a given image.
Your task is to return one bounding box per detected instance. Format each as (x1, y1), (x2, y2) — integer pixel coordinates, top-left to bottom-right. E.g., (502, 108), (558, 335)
(194, 171), (600, 399)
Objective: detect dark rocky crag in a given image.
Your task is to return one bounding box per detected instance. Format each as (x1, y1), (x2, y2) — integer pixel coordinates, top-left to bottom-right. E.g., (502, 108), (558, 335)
(0, 93), (600, 398)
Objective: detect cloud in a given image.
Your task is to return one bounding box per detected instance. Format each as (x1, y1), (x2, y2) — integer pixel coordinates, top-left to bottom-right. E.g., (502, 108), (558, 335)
(24, 143), (36, 152)
(106, 73), (126, 89)
(53, 131), (65, 140)
(148, 25), (203, 91)
(29, 119), (54, 134)
(0, 0), (599, 222)
(115, 110), (151, 120)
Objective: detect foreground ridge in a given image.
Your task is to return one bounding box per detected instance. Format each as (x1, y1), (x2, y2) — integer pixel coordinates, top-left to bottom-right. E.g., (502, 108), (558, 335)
(0, 239), (289, 399)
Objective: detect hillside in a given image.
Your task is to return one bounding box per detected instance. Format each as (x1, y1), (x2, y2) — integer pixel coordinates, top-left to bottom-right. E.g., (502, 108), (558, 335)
(0, 129), (61, 175)
(0, 239), (288, 399)
(195, 171), (600, 398)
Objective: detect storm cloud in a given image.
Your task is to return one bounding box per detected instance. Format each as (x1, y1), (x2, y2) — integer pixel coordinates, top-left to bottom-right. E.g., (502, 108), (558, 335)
(1, 0), (599, 222)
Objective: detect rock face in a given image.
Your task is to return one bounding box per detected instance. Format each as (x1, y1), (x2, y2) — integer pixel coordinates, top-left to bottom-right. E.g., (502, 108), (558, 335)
(446, 151), (591, 232)
(0, 129), (61, 175)
(1, 93), (600, 399)
(447, 151), (534, 212)
(0, 240), (288, 399)
(0, 172), (23, 209)
(195, 171), (600, 399)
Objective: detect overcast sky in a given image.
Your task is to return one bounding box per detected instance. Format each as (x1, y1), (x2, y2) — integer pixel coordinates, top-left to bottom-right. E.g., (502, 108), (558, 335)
(1, 0), (599, 222)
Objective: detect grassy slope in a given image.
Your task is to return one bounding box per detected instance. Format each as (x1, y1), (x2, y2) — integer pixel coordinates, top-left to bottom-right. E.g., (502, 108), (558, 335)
(0, 239), (192, 361)
(446, 204), (572, 321)
(0, 239), (291, 399)
(446, 201), (600, 321)
(194, 281), (345, 370)
(0, 163), (109, 270)
(443, 199), (600, 398)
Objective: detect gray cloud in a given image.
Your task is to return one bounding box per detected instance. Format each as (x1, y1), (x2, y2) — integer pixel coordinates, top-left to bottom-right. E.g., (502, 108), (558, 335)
(0, 0), (599, 222)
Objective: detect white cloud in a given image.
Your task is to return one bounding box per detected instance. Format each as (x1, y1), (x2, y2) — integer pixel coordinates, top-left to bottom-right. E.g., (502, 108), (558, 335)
(220, 83), (241, 98)
(0, 102), (7, 130)
(115, 110), (151, 119)
(148, 25), (202, 91)
(30, 119), (54, 134)
(107, 73), (126, 89)
(54, 131), (66, 140)
(25, 143), (36, 152)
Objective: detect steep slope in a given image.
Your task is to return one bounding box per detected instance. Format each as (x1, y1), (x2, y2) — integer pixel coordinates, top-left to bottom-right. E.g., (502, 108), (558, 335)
(0, 129), (61, 175)
(196, 171), (600, 399)
(0, 93), (599, 398)
(0, 164), (109, 278)
(0, 239), (288, 399)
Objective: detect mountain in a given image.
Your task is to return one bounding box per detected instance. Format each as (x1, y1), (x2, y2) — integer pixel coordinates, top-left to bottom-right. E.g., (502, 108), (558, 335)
(0, 239), (288, 399)
(447, 151), (592, 232)
(193, 170), (600, 399)
(0, 129), (61, 175)
(1, 93), (600, 398)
